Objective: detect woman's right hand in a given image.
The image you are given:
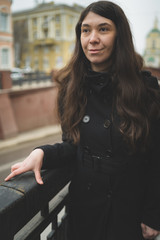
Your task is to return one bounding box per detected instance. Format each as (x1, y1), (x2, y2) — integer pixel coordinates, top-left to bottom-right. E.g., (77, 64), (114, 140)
(5, 149), (44, 185)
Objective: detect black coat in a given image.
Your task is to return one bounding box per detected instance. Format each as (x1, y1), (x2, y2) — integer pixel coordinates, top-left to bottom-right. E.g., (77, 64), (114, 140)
(40, 71), (160, 240)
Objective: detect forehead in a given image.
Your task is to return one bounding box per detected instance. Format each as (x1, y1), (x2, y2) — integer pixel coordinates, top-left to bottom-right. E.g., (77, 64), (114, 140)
(81, 11), (115, 27)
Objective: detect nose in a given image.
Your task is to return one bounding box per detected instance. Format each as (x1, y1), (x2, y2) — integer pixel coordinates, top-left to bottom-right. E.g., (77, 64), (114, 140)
(89, 30), (99, 43)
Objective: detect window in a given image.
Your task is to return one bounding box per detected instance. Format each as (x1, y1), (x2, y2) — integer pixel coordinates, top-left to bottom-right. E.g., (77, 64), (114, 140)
(55, 45), (60, 53)
(33, 18), (37, 26)
(56, 56), (63, 68)
(0, 12), (9, 32)
(1, 48), (9, 66)
(55, 29), (61, 38)
(152, 40), (156, 49)
(43, 58), (49, 70)
(34, 59), (39, 70)
(44, 16), (48, 22)
(55, 15), (60, 23)
(34, 46), (39, 54)
(43, 16), (48, 28)
(25, 56), (31, 68)
(43, 46), (49, 54)
(69, 16), (73, 24)
(69, 43), (75, 53)
(33, 31), (38, 39)
(69, 28), (74, 38)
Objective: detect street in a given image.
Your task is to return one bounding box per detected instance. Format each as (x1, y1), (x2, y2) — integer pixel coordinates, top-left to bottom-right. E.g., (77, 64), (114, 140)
(0, 133), (61, 183)
(1, 132), (160, 240)
(0, 132), (64, 239)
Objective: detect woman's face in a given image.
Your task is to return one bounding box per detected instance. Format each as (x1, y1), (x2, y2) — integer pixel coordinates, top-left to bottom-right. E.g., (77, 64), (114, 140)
(81, 11), (117, 72)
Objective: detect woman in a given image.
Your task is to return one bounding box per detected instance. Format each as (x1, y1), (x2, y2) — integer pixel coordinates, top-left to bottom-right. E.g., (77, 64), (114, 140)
(5, 1), (160, 239)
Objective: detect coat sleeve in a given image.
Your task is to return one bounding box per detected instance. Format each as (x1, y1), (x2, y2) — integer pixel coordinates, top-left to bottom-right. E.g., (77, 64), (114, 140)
(37, 132), (77, 170)
(142, 118), (160, 230)
(142, 70), (159, 89)
(141, 72), (160, 230)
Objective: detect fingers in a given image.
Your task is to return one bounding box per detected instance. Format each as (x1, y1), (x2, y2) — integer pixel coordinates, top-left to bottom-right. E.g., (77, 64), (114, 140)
(5, 167), (25, 181)
(5, 149), (44, 184)
(5, 161), (27, 182)
(5, 168), (44, 185)
(5, 159), (44, 185)
(141, 223), (160, 239)
(11, 162), (22, 172)
(5, 167), (44, 185)
(34, 169), (43, 185)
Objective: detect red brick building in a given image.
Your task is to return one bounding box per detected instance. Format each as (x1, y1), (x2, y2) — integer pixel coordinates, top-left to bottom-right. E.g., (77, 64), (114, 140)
(0, 0), (14, 70)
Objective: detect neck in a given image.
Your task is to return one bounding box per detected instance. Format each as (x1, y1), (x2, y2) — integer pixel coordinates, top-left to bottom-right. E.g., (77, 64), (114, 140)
(91, 59), (113, 73)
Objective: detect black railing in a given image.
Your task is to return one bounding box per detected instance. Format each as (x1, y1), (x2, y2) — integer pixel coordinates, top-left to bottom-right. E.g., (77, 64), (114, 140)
(2, 168), (160, 240)
(0, 168), (73, 240)
(12, 72), (52, 87)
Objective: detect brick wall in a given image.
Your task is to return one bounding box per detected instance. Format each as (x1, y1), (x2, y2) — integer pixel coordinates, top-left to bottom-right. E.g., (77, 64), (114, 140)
(0, 85), (59, 139)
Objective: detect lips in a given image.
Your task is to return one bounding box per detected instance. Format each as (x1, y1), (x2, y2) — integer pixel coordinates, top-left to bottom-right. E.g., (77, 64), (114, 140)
(88, 49), (102, 54)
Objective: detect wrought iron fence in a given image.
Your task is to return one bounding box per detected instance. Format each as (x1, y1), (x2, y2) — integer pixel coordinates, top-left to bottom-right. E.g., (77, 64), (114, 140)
(12, 72), (52, 86)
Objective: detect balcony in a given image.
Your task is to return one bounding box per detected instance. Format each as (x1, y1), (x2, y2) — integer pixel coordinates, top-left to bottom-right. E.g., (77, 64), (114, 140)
(0, 168), (73, 239)
(34, 38), (56, 46)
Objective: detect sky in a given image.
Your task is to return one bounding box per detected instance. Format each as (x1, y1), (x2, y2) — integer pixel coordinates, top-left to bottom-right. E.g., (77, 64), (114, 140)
(11, 0), (160, 55)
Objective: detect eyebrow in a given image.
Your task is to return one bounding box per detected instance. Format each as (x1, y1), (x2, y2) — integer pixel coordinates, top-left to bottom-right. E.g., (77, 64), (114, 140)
(81, 22), (111, 28)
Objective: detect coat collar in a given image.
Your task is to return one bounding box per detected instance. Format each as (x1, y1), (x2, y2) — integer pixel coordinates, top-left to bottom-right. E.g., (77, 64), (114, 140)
(85, 69), (112, 94)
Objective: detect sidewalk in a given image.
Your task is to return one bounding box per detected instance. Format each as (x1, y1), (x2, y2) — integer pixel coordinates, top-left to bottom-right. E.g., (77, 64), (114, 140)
(0, 125), (61, 150)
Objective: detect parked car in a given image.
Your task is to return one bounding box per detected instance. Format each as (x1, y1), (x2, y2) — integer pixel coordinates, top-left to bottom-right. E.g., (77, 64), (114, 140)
(11, 68), (24, 81)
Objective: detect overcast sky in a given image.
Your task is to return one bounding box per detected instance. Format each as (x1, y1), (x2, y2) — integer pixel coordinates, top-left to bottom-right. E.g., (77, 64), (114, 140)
(11, 0), (160, 55)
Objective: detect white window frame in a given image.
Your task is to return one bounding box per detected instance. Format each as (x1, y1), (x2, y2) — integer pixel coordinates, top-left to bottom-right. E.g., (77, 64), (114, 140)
(0, 11), (9, 32)
(0, 47), (11, 69)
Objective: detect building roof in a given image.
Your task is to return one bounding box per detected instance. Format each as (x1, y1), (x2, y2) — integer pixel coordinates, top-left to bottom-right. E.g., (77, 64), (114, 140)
(12, 2), (84, 16)
(147, 17), (160, 37)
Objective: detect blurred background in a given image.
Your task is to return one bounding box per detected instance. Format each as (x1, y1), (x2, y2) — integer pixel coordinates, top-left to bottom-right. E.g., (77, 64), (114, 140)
(0, 0), (160, 162)
(0, 0), (159, 146)
(0, 1), (160, 239)
(0, 0), (160, 171)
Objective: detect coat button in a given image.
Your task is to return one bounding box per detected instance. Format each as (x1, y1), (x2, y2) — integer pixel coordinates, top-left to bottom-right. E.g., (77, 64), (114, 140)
(104, 97), (107, 103)
(87, 182), (92, 191)
(89, 89), (93, 95)
(107, 191), (112, 198)
(107, 193), (112, 198)
(106, 149), (112, 158)
(83, 115), (90, 123)
(98, 82), (104, 86)
(104, 119), (111, 128)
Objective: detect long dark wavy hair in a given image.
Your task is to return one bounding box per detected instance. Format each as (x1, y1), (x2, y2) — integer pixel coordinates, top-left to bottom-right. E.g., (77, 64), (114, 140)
(55, 1), (160, 151)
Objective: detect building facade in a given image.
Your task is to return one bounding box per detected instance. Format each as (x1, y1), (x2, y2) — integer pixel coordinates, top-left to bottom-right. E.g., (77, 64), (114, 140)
(143, 17), (160, 68)
(12, 2), (83, 73)
(0, 0), (13, 70)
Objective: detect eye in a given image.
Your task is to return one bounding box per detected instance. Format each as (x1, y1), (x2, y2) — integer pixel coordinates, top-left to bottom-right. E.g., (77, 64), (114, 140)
(81, 28), (90, 33)
(99, 27), (109, 32)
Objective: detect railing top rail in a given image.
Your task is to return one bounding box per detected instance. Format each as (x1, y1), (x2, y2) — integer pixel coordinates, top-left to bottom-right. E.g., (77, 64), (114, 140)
(0, 168), (72, 239)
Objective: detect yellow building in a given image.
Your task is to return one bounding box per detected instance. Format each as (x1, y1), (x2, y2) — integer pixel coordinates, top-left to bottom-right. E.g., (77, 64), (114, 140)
(143, 17), (160, 68)
(0, 0), (14, 70)
(12, 2), (84, 73)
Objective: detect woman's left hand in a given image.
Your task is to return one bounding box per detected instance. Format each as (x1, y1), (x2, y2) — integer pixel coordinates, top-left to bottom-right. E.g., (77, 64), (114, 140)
(141, 223), (160, 239)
